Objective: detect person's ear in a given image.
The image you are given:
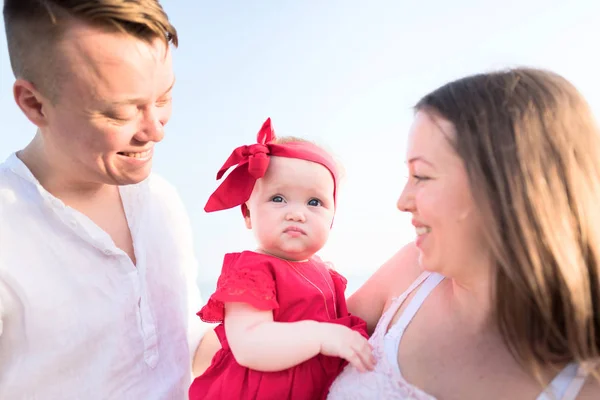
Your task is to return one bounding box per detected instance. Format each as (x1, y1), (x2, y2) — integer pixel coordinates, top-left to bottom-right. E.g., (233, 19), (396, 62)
(13, 79), (51, 128)
(244, 207), (252, 229)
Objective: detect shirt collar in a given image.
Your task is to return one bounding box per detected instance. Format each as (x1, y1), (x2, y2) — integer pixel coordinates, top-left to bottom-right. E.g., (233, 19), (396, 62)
(4, 152), (40, 186)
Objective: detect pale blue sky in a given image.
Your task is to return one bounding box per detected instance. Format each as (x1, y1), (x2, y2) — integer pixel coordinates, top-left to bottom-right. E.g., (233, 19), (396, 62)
(1, 1), (599, 295)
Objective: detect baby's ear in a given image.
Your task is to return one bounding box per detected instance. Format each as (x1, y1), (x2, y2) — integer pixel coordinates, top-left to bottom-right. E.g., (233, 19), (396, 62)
(243, 207), (252, 230)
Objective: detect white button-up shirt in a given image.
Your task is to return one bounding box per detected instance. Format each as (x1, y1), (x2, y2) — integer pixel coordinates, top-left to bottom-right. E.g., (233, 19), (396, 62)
(0, 153), (208, 400)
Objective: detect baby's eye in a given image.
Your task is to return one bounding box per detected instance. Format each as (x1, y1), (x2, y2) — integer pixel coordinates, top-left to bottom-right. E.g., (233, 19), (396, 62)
(271, 195), (284, 203)
(308, 198), (322, 207)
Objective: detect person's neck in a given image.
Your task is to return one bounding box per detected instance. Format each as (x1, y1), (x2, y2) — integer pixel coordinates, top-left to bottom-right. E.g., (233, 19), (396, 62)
(18, 133), (112, 202)
(444, 263), (496, 334)
(255, 248), (310, 262)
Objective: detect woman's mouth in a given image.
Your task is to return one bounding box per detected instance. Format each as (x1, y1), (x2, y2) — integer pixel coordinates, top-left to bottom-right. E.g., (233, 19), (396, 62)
(415, 226), (431, 236)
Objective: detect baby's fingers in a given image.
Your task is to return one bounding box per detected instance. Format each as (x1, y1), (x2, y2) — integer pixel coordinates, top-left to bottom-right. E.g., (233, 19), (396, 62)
(345, 351), (369, 373)
(343, 337), (375, 372)
(354, 340), (376, 371)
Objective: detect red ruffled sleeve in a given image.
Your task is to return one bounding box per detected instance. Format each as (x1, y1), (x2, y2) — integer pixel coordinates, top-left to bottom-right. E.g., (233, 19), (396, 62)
(198, 252), (279, 323)
(327, 268), (352, 318)
(328, 268), (348, 288)
(314, 255), (348, 291)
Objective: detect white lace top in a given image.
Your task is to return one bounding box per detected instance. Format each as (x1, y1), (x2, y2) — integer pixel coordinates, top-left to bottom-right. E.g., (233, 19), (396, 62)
(327, 272), (588, 400)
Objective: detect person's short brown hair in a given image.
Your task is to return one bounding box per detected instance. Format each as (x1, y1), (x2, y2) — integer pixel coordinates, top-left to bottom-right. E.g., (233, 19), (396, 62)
(3, 0), (178, 100)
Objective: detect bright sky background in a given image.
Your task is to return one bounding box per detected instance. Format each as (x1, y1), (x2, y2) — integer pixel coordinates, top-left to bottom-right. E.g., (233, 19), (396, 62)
(1, 0), (599, 296)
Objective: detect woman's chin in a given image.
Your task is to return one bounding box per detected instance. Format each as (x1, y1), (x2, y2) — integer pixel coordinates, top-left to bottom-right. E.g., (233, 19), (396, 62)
(417, 252), (439, 273)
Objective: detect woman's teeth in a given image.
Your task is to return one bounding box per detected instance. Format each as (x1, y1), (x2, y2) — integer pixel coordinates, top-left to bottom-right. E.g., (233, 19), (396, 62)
(416, 226), (431, 236)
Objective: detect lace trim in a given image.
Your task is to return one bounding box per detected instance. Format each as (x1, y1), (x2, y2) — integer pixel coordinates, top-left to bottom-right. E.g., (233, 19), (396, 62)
(199, 264), (278, 323)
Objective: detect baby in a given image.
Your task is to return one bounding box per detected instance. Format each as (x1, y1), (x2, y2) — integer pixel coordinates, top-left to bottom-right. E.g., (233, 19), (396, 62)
(189, 119), (373, 400)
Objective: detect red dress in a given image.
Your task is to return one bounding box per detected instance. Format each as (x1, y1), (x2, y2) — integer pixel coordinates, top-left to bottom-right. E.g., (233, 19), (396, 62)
(189, 251), (368, 400)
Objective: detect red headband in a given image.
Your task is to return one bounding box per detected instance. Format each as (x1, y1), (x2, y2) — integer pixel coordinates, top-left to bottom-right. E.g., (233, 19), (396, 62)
(204, 118), (338, 216)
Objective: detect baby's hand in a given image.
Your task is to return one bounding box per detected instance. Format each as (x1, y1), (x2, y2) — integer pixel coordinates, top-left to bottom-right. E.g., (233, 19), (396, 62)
(317, 323), (375, 372)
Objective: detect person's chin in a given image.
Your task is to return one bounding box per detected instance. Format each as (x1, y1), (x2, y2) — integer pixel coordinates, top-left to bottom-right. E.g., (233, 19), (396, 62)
(109, 170), (151, 186)
(278, 245), (309, 261)
(417, 252), (437, 272)
(124, 160), (154, 181)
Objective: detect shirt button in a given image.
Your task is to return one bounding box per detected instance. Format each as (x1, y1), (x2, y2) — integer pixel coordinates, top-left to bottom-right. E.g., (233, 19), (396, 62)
(69, 219), (77, 227)
(103, 249), (112, 255)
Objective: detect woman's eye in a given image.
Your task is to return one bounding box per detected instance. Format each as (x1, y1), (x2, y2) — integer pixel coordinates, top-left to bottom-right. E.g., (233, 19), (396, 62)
(412, 175), (430, 182)
(308, 198), (322, 207)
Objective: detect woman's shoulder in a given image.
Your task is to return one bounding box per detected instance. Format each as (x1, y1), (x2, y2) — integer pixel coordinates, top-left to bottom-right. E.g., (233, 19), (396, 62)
(375, 242), (423, 297)
(347, 242), (423, 334)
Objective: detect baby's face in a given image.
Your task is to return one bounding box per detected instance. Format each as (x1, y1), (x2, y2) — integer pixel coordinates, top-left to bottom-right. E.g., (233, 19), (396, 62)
(244, 156), (335, 261)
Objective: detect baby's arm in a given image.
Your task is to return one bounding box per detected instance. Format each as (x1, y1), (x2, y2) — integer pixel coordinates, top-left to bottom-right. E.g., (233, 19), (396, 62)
(224, 302), (374, 372)
(225, 302), (320, 371)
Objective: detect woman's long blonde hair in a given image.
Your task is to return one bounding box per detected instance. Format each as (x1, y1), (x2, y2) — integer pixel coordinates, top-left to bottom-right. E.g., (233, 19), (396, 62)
(416, 68), (600, 378)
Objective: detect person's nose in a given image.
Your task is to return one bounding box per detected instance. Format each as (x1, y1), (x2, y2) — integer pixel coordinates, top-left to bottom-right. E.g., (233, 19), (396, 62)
(397, 182), (415, 213)
(134, 104), (171, 143)
(285, 206), (306, 222)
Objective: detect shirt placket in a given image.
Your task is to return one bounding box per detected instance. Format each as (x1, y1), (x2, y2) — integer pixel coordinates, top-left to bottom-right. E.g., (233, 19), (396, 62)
(118, 185), (159, 368)
(128, 249), (159, 368)
(44, 183), (160, 368)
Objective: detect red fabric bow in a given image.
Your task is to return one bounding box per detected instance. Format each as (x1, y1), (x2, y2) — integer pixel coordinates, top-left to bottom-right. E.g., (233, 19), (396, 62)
(204, 118), (338, 216)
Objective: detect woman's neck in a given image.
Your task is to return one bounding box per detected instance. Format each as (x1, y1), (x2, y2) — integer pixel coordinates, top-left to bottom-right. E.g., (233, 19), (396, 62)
(444, 266), (496, 334)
